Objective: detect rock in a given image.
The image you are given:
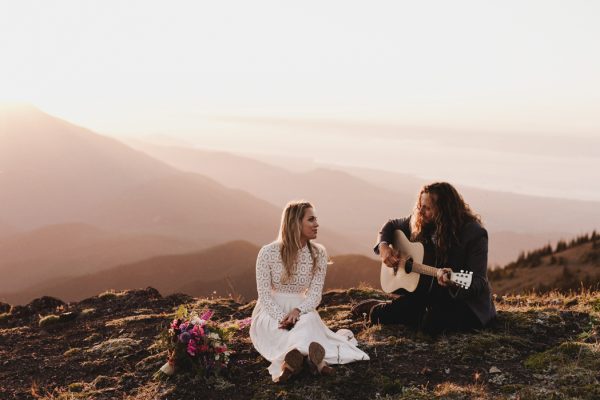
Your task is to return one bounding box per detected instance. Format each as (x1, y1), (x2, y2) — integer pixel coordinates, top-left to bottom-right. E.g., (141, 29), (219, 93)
(27, 296), (66, 313)
(489, 366), (502, 374)
(59, 311), (79, 322)
(488, 373), (508, 385)
(0, 302), (10, 314)
(86, 338), (141, 357)
(11, 296), (65, 319)
(91, 375), (117, 389)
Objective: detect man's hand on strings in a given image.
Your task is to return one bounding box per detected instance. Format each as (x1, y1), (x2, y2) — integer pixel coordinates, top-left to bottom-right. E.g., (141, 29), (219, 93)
(379, 243), (401, 269)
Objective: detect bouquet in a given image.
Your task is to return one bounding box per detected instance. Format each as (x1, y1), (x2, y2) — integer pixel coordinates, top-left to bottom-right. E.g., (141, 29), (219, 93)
(157, 305), (245, 377)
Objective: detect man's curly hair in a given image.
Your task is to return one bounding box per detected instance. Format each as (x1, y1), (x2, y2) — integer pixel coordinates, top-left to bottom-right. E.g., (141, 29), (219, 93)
(410, 182), (481, 264)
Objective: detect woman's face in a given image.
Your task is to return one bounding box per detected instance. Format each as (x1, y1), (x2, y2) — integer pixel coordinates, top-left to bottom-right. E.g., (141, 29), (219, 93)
(300, 207), (319, 242)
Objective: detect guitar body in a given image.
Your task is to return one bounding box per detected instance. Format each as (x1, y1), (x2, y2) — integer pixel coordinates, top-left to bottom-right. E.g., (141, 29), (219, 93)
(380, 230), (425, 293)
(380, 230), (473, 293)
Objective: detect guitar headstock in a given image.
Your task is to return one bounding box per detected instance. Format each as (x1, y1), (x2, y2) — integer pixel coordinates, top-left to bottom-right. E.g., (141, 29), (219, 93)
(450, 270), (473, 289)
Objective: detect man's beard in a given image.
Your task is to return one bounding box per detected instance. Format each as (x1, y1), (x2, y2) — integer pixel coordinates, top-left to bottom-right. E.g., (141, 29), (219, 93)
(422, 220), (436, 233)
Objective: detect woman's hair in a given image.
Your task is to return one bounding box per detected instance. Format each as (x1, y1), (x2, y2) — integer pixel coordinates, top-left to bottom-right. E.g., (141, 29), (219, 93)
(410, 182), (481, 263)
(278, 200), (318, 282)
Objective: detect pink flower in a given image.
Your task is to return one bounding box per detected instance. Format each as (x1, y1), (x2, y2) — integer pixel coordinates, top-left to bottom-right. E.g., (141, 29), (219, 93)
(200, 310), (214, 321)
(237, 317), (252, 328)
(191, 325), (204, 338)
(170, 319), (180, 330)
(187, 339), (197, 356)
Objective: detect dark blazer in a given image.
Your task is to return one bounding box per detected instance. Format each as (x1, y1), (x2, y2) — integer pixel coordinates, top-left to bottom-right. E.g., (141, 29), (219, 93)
(374, 216), (497, 326)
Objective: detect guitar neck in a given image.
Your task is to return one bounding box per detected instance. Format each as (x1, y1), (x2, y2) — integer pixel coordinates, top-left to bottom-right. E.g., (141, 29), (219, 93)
(410, 262), (439, 278)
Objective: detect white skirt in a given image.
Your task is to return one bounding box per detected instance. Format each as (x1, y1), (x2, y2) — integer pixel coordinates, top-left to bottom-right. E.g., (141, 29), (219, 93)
(249, 292), (370, 381)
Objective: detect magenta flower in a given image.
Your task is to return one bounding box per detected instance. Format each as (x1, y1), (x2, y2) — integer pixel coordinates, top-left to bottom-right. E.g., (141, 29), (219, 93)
(187, 339), (197, 356)
(191, 325), (204, 338)
(200, 310), (214, 321)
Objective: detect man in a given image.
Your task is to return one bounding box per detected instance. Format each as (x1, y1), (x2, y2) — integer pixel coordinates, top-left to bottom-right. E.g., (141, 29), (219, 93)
(354, 182), (496, 335)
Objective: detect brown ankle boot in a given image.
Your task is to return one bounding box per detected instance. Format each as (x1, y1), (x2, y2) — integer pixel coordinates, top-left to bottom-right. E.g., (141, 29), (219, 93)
(277, 348), (304, 383)
(307, 342), (326, 376)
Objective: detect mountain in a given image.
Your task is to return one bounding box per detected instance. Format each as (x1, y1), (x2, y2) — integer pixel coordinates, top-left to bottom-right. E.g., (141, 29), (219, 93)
(0, 106), (358, 254)
(0, 219), (18, 239)
(125, 141), (406, 255)
(325, 255), (380, 289)
(0, 241), (262, 304)
(0, 223), (200, 293)
(0, 104), (178, 229)
(0, 105), (279, 241)
(489, 233), (600, 294)
(127, 142), (600, 264)
(2, 241), (385, 305)
(1, 287), (598, 399)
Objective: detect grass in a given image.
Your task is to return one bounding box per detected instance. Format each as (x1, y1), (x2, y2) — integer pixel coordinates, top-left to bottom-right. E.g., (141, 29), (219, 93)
(38, 314), (60, 327)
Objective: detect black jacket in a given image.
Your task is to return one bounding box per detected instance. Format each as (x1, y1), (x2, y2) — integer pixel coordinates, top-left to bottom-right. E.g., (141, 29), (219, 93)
(374, 216), (496, 326)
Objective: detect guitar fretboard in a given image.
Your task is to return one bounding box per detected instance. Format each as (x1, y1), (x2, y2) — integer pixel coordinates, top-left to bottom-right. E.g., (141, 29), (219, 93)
(399, 256), (438, 277)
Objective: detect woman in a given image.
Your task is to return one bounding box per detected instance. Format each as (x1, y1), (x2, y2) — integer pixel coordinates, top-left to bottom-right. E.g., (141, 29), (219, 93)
(250, 200), (369, 383)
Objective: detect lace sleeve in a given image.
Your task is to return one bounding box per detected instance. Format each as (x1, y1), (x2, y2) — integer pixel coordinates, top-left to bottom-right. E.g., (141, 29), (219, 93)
(256, 246), (287, 322)
(297, 245), (328, 314)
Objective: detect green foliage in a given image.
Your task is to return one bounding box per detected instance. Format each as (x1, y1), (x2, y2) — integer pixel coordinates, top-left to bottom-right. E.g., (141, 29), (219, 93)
(67, 383), (84, 392)
(373, 374), (404, 396)
(175, 305), (189, 320)
(525, 341), (600, 373)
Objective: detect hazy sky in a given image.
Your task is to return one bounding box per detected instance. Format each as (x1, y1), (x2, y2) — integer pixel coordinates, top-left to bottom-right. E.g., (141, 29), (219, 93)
(2, 1), (599, 199)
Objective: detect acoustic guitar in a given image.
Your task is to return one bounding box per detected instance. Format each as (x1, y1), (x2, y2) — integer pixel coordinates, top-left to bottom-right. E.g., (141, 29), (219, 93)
(380, 230), (473, 293)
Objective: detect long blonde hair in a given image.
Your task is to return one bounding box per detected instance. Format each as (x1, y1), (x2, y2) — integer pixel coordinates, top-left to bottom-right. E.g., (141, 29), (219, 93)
(278, 200), (318, 282)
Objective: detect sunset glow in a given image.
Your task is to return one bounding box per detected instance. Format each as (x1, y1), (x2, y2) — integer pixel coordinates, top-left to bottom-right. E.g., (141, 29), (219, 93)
(1, 0), (599, 199)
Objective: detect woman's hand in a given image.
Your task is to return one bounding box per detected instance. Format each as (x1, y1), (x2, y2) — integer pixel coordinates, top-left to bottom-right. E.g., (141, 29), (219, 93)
(436, 268), (453, 287)
(279, 308), (301, 330)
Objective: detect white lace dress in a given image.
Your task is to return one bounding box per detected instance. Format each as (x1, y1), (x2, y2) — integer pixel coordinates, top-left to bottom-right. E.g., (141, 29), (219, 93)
(249, 241), (370, 381)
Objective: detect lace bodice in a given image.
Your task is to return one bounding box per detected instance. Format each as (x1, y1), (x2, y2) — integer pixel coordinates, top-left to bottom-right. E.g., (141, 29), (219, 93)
(255, 241), (328, 322)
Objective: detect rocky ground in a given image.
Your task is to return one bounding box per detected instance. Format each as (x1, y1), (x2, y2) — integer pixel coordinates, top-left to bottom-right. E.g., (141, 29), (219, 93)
(0, 286), (599, 400)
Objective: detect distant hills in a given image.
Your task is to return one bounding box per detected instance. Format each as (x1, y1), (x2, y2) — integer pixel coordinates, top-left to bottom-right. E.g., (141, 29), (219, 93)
(490, 232), (600, 294)
(4, 231), (597, 305)
(0, 240), (260, 304)
(128, 141), (599, 265)
(0, 106), (359, 293)
(0, 223), (199, 292)
(0, 105), (598, 303)
(0, 106), (283, 245)
(0, 240), (382, 305)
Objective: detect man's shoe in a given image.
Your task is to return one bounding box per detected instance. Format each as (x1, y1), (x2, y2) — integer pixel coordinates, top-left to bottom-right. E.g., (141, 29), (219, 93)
(351, 299), (383, 319)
